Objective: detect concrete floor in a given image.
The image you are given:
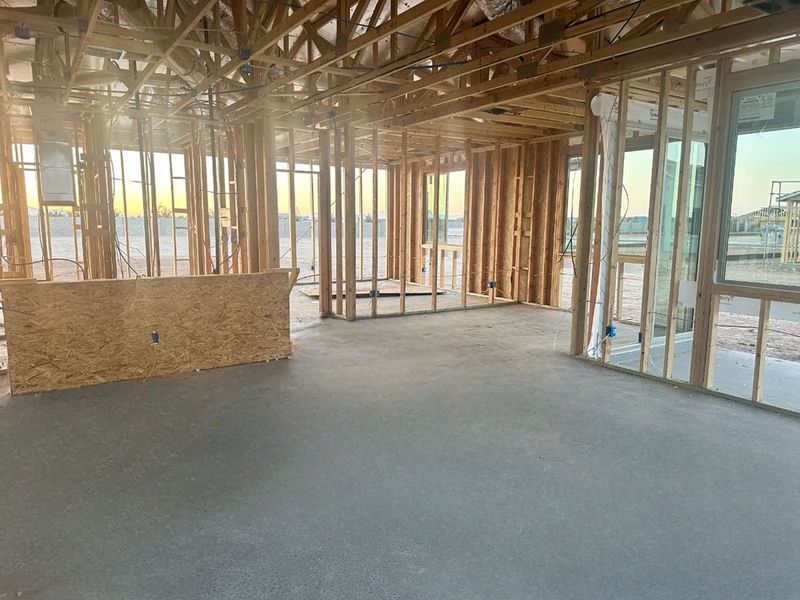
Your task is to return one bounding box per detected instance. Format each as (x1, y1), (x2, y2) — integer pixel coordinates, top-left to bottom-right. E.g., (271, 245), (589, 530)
(2, 305), (800, 599)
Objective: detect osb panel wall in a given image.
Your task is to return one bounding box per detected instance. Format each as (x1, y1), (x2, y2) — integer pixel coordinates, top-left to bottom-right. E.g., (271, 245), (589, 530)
(1, 271), (293, 394)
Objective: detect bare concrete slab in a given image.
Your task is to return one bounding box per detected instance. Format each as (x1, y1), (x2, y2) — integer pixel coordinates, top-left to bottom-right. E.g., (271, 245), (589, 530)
(1, 305), (799, 599)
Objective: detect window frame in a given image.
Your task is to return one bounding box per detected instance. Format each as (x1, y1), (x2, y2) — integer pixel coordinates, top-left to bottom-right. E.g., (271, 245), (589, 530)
(716, 78), (800, 292)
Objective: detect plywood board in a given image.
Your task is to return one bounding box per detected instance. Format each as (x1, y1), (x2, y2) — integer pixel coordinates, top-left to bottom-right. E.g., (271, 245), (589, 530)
(1, 271), (293, 394)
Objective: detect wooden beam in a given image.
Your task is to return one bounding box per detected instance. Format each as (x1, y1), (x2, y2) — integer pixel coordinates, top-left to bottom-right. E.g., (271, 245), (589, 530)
(335, 127), (343, 314)
(690, 58), (730, 387)
(63, 0), (104, 104)
(601, 80), (629, 362)
(371, 128), (379, 318)
(390, 6), (765, 128)
(663, 65), (697, 378)
(339, 0), (691, 122)
(752, 299), (771, 403)
(0, 39), (8, 102)
(488, 139), (501, 304)
(511, 143), (528, 302)
(639, 71), (670, 372)
(289, 128), (298, 277)
(293, 0), (571, 117)
(461, 137), (472, 306)
(570, 87), (599, 356)
(344, 124), (357, 320)
(400, 130), (408, 314)
(222, 0), (457, 116)
(318, 129), (333, 316)
(113, 0), (218, 111)
(264, 113), (280, 269)
(430, 135), (441, 310)
(167, 0), (336, 116)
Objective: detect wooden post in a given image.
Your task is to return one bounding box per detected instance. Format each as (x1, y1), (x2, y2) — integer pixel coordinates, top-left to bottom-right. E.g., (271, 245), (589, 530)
(371, 129), (379, 318)
(690, 59), (731, 388)
(344, 125), (357, 320)
(616, 263), (624, 320)
(570, 87), (600, 356)
(639, 71), (670, 372)
(318, 129), (333, 316)
(532, 142), (552, 304)
(167, 147), (178, 276)
(244, 123), (260, 273)
(253, 119), (267, 271)
(386, 165), (397, 279)
(264, 113), (280, 269)
(451, 250), (457, 290)
(461, 138), (472, 306)
(146, 120), (161, 276)
(400, 130), (408, 313)
(663, 66), (697, 378)
(233, 125), (248, 273)
(288, 128), (298, 276)
(359, 166), (364, 281)
(488, 139), (502, 303)
(752, 299), (771, 403)
(334, 127), (343, 314)
(601, 81), (629, 362)
(430, 135), (441, 310)
(548, 141), (568, 306)
(310, 159), (317, 282)
(117, 148), (132, 277)
(135, 116), (153, 276)
(512, 143), (527, 301)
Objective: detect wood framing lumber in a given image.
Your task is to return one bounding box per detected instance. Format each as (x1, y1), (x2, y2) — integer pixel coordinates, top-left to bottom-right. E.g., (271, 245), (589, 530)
(570, 87), (599, 356)
(221, 0), (457, 117)
(344, 124), (357, 320)
(752, 299), (771, 403)
(290, 0), (576, 117)
(461, 137), (472, 306)
(601, 81), (629, 363)
(334, 127), (343, 314)
(63, 0), (104, 104)
(289, 128), (298, 277)
(663, 65), (696, 378)
(690, 58), (729, 387)
(639, 71), (670, 373)
(400, 130), (408, 314)
(390, 6), (768, 128)
(488, 139), (501, 304)
(371, 128), (379, 318)
(430, 135), (441, 310)
(167, 0), (336, 116)
(113, 0), (218, 110)
(342, 0), (696, 125)
(318, 129), (333, 316)
(264, 113), (280, 269)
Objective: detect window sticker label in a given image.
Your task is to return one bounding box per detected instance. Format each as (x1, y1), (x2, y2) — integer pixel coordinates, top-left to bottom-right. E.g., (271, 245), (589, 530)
(738, 92), (776, 122)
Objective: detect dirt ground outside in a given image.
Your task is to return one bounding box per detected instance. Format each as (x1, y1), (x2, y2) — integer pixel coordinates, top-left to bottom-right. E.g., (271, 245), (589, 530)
(559, 259), (800, 363)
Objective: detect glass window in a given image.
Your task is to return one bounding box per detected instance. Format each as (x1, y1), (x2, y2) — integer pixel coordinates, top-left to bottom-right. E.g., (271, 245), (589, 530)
(719, 81), (800, 289)
(424, 170), (465, 245)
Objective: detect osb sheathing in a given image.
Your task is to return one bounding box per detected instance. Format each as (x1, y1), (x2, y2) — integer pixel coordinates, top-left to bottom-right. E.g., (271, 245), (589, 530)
(0, 271), (293, 394)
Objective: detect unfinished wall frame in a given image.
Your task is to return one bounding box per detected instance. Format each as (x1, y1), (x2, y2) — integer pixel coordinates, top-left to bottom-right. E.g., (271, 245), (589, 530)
(571, 47), (800, 413)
